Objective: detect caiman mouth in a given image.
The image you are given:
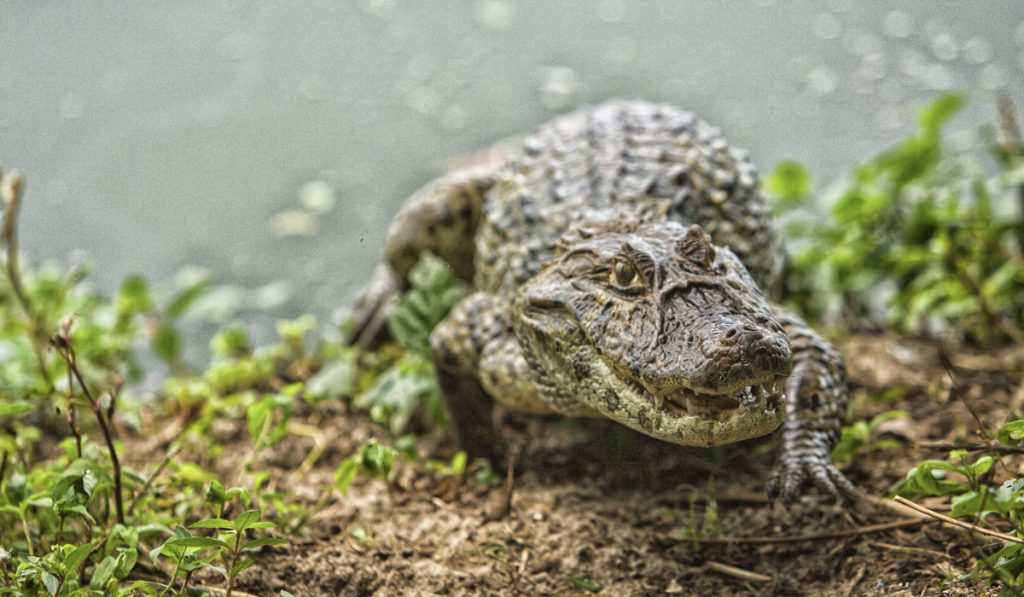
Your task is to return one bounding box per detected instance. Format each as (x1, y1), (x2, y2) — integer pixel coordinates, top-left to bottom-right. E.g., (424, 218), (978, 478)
(590, 355), (788, 447)
(515, 304), (788, 447)
(650, 378), (786, 422)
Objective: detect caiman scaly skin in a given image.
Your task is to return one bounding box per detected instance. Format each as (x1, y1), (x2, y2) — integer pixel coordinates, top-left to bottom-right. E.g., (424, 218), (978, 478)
(350, 100), (857, 501)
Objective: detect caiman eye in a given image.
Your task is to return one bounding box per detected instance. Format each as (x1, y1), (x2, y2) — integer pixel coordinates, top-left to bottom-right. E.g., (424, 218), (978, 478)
(610, 260), (641, 290)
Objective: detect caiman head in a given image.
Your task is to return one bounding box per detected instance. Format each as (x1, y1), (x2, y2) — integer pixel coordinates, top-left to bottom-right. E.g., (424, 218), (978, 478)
(513, 220), (791, 447)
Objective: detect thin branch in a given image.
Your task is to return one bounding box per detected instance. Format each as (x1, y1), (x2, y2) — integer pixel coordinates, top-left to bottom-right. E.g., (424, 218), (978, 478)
(51, 329), (125, 525)
(868, 540), (951, 559)
(64, 364), (82, 458)
(1, 169), (52, 388)
(127, 444), (181, 516)
(997, 94), (1024, 253)
(912, 442), (1024, 455)
(699, 517), (929, 545)
(893, 496), (1024, 545)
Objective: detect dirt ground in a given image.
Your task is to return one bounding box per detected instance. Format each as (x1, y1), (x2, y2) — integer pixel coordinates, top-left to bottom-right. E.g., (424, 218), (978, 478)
(178, 335), (1024, 596)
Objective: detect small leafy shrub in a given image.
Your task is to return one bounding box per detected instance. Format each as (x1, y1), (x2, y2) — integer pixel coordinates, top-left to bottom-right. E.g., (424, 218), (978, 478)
(334, 438), (398, 495)
(0, 168), (311, 594)
(773, 93), (1024, 344)
(892, 418), (1024, 587)
(153, 505), (286, 596)
(352, 252), (465, 434)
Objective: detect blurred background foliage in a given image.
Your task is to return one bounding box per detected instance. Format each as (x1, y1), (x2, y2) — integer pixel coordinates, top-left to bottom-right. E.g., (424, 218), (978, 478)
(773, 93), (1024, 345)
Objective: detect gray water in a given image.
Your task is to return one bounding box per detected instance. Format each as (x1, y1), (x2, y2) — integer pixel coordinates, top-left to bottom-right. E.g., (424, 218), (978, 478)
(3, 1), (1024, 328)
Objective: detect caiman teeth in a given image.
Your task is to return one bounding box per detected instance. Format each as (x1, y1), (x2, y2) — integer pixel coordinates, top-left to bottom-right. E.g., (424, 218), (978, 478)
(649, 377), (787, 422)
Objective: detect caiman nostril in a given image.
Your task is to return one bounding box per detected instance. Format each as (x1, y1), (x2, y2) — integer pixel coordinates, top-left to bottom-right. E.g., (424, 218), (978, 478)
(721, 326), (741, 345)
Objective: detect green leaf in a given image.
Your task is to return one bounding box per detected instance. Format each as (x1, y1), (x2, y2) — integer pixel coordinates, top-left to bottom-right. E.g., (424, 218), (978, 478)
(242, 537), (288, 550)
(450, 451), (467, 476)
(569, 576), (602, 592)
(765, 160), (811, 204)
(171, 537), (231, 550)
(247, 397), (274, 443)
(355, 354), (439, 434)
(0, 402), (34, 417)
(306, 356), (356, 400)
(152, 325), (182, 365)
(971, 455), (995, 477)
(209, 325), (251, 357)
(206, 480), (228, 505)
(120, 580), (162, 596)
(918, 92), (965, 138)
(165, 278), (211, 320)
(190, 518), (234, 530)
(118, 275), (154, 315)
(950, 490), (984, 518)
(149, 544), (167, 566)
(91, 555), (119, 589)
(998, 420), (1024, 446)
(232, 558), (255, 576)
(43, 572), (59, 596)
(116, 548), (139, 577)
(233, 509), (262, 532)
(335, 457), (359, 494)
(386, 252), (465, 354)
(361, 440), (396, 479)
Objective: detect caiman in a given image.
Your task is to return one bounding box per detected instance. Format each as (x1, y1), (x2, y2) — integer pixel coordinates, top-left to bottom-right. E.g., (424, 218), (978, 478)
(349, 100), (856, 500)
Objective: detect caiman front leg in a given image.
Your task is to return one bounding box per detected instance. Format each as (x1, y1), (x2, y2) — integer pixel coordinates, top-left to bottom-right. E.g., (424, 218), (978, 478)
(431, 292), (575, 467)
(768, 306), (859, 501)
(430, 293), (507, 466)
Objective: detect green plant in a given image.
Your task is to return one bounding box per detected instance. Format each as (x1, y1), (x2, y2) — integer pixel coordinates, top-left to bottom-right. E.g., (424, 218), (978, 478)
(774, 94), (1024, 343)
(334, 438), (398, 495)
(153, 505), (285, 596)
(0, 168), (314, 593)
(831, 409), (908, 466)
(892, 418), (1024, 588)
(351, 252), (464, 435)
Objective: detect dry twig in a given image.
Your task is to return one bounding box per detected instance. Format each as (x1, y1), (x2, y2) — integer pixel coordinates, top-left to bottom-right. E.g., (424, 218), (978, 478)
(1, 169), (52, 387)
(704, 561), (772, 583)
(701, 517), (929, 545)
(893, 496), (1024, 545)
(840, 564), (867, 597)
(50, 321), (125, 525)
(128, 444), (182, 516)
(912, 442), (1024, 455)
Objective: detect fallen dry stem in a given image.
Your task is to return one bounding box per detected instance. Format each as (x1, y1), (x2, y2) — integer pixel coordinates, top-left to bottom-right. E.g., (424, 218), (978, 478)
(913, 442), (1024, 454)
(892, 496), (1024, 545)
(701, 517), (929, 545)
(704, 560), (772, 583)
(869, 540), (951, 559)
(840, 564), (867, 597)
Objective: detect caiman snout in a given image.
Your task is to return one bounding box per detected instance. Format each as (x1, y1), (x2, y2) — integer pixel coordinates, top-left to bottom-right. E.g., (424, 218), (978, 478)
(690, 321), (792, 392)
(637, 315), (792, 397)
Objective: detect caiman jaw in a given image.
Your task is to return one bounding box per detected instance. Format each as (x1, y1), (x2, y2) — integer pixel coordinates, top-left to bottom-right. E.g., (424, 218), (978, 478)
(584, 350), (788, 447)
(653, 377), (787, 422)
